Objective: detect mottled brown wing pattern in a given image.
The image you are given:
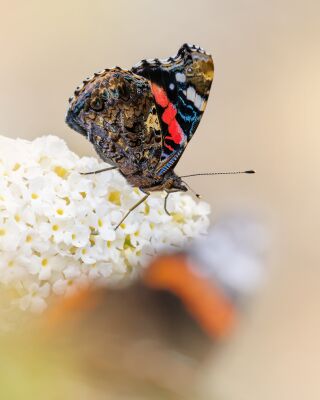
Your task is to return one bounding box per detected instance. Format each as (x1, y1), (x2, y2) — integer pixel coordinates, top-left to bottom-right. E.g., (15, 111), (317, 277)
(66, 68), (163, 177)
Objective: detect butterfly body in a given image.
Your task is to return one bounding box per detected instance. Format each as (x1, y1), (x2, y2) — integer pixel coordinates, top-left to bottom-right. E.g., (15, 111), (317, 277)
(66, 44), (213, 194)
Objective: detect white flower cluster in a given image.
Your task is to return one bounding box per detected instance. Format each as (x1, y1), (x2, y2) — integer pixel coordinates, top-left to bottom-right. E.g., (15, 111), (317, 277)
(0, 135), (210, 313)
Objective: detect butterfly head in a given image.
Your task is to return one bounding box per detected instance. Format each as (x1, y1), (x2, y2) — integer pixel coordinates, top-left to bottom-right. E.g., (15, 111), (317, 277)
(161, 172), (188, 193)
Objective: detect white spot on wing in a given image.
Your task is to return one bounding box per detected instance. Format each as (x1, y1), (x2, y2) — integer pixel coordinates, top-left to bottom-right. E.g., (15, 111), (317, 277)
(169, 83), (175, 90)
(194, 93), (203, 110)
(175, 72), (186, 83)
(187, 86), (196, 102)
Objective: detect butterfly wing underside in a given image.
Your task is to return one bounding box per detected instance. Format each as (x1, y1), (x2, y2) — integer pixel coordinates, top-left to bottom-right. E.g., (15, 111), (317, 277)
(131, 43), (214, 176)
(66, 68), (163, 176)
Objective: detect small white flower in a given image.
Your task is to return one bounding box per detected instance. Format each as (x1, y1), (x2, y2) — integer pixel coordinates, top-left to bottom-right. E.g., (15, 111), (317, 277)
(18, 282), (50, 314)
(0, 135), (210, 312)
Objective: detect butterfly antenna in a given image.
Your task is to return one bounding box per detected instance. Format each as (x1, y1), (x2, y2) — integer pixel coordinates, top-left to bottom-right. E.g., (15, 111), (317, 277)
(181, 170), (255, 178)
(182, 180), (201, 199)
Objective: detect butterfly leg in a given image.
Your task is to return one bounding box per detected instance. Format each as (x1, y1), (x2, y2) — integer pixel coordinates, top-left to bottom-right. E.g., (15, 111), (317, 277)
(115, 191), (150, 230)
(164, 192), (171, 216)
(81, 166), (117, 175)
(163, 189), (183, 216)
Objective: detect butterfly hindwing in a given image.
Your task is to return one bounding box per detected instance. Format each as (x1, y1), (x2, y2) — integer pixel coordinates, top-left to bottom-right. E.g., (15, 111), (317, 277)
(131, 43), (214, 175)
(66, 68), (163, 175)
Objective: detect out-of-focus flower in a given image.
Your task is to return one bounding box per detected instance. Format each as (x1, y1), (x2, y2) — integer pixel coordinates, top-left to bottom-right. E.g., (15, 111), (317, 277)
(189, 213), (268, 298)
(0, 135), (210, 313)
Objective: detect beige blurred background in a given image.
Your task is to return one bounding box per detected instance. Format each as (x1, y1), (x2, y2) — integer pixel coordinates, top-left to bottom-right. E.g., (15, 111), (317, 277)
(0, 0), (319, 398)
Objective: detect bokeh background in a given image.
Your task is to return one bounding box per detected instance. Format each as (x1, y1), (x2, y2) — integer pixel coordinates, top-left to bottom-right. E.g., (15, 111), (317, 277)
(0, 0), (319, 398)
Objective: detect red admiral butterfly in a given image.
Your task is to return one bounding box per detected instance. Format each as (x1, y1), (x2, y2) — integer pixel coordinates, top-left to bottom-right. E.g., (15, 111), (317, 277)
(66, 44), (253, 228)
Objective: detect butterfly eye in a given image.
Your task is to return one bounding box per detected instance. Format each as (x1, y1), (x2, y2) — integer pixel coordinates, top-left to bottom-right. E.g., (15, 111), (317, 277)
(90, 97), (104, 111)
(186, 66), (194, 76)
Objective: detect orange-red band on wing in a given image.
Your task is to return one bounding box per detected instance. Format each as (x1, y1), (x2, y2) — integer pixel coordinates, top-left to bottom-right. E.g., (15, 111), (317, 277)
(151, 83), (184, 149)
(151, 83), (169, 108)
(162, 102), (177, 124)
(168, 119), (184, 144)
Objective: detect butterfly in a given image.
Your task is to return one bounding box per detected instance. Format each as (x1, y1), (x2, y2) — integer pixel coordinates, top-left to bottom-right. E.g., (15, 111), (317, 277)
(66, 44), (214, 228)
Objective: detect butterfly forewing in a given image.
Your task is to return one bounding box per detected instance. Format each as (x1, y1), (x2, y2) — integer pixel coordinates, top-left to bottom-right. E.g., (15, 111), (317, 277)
(131, 43), (214, 175)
